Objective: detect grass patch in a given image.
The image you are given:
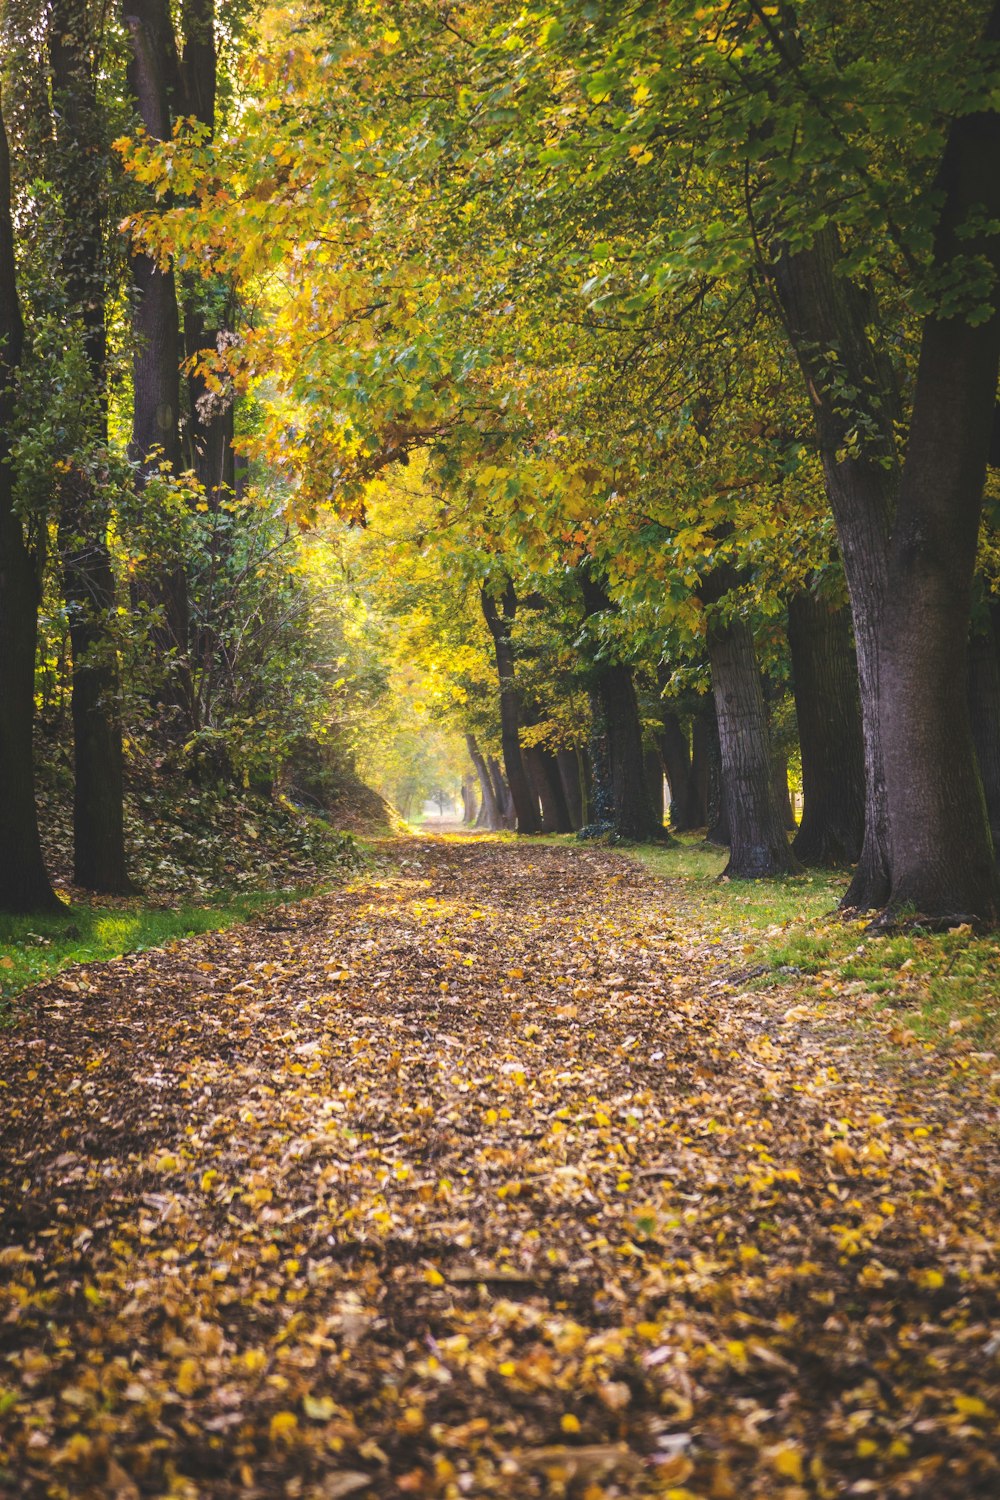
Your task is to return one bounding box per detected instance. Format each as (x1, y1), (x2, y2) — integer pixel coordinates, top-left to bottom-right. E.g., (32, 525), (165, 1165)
(629, 835), (1000, 1053)
(0, 888), (319, 1019)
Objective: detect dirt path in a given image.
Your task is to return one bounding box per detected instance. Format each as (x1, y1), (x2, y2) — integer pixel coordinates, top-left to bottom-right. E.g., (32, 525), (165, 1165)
(1, 836), (998, 1498)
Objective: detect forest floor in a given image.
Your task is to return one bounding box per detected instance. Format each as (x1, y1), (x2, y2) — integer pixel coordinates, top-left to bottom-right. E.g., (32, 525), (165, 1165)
(1, 835), (998, 1500)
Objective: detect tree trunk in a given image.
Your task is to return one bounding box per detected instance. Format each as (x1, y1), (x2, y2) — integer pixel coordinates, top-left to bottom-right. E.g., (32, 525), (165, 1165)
(788, 590), (865, 867)
(875, 57), (1000, 922)
(767, 2), (1000, 921)
(645, 746), (665, 830)
(592, 662), (666, 841)
(769, 229), (895, 908)
(524, 745), (573, 833)
(179, 0), (235, 512)
(704, 704), (730, 846)
(707, 612), (800, 878)
(49, 2), (134, 893)
(772, 753), (795, 831)
(656, 708), (696, 830)
(556, 747), (584, 830)
(580, 571), (668, 842)
(968, 611), (1000, 857)
(487, 756), (515, 829)
(58, 474), (133, 892)
(541, 749), (572, 832)
(690, 701), (713, 830)
(0, 90), (62, 913)
(522, 746), (550, 830)
(480, 583), (540, 834)
(466, 733), (499, 830)
(123, 0), (192, 718)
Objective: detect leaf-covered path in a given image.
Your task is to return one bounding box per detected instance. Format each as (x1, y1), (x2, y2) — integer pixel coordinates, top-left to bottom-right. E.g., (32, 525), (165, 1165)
(2, 837), (998, 1499)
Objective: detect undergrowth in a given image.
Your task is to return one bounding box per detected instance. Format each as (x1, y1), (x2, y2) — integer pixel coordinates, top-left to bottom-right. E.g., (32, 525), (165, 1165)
(0, 891), (301, 1018)
(633, 836), (1000, 1054)
(2, 804), (371, 1017)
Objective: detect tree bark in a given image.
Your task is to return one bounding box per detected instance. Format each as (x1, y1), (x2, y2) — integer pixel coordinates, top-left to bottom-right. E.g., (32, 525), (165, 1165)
(556, 747), (584, 830)
(591, 662), (665, 840)
(788, 590), (865, 867)
(968, 610), (1000, 857)
(524, 745), (573, 833)
(178, 0), (235, 513)
(580, 571), (669, 842)
(645, 746), (665, 829)
(772, 753), (795, 831)
(487, 755), (515, 829)
(466, 733), (500, 830)
(656, 708), (696, 830)
(480, 583), (540, 834)
(49, 1), (134, 893)
(0, 89), (62, 913)
(123, 0), (192, 716)
(707, 610), (800, 878)
(875, 53), (1000, 922)
(690, 701), (713, 830)
(766, 1), (1000, 921)
(539, 747), (569, 834)
(522, 746), (550, 830)
(768, 229), (895, 907)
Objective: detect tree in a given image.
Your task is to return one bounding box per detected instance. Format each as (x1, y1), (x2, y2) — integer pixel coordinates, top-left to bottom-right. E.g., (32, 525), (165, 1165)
(0, 84), (62, 913)
(788, 586), (865, 867)
(123, 0), (191, 718)
(49, 0), (134, 893)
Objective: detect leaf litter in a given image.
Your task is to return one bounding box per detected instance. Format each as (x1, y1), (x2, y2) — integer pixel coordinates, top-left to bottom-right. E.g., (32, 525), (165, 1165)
(1, 835), (998, 1498)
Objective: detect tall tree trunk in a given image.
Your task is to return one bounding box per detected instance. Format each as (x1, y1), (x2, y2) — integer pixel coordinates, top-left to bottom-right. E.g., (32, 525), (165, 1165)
(480, 583), (540, 834)
(645, 746), (665, 829)
(524, 745), (573, 833)
(522, 745), (550, 830)
(123, 0), (192, 720)
(556, 747), (584, 830)
(540, 749), (573, 832)
(788, 590), (865, 867)
(466, 733), (500, 830)
(58, 475), (133, 891)
(968, 610), (1000, 857)
(178, 0), (234, 512)
(875, 58), (1000, 922)
(690, 701), (713, 830)
(487, 755), (515, 829)
(707, 612), (799, 878)
(766, 1), (1000, 921)
(0, 90), (62, 913)
(769, 229), (895, 908)
(49, 1), (134, 893)
(772, 753), (795, 831)
(591, 662), (666, 841)
(460, 775), (477, 825)
(580, 570), (668, 842)
(656, 708), (695, 830)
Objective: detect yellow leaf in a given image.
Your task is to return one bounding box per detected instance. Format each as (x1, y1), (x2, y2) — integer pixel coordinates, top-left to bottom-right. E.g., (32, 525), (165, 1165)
(769, 1444), (804, 1482)
(561, 1413), (581, 1434)
(954, 1395), (990, 1417)
(303, 1394), (337, 1421)
(269, 1411), (299, 1442)
(175, 1358), (199, 1397)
